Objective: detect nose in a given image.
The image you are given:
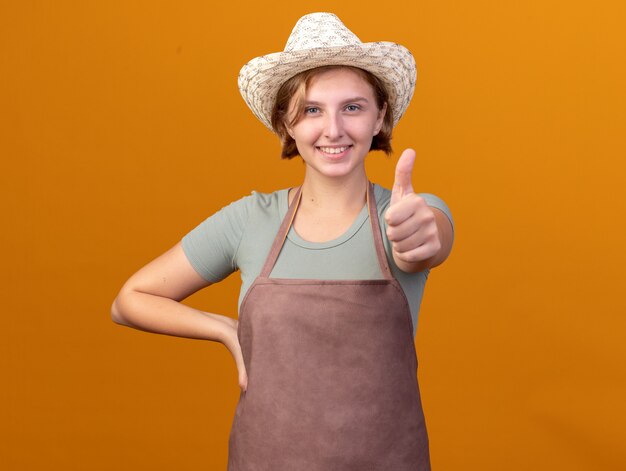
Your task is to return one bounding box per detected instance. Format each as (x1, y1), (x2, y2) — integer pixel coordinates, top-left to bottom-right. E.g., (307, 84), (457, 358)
(324, 112), (344, 140)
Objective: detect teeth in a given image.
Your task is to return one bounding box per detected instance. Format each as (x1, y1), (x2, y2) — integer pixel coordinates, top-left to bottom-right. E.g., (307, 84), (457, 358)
(319, 146), (349, 154)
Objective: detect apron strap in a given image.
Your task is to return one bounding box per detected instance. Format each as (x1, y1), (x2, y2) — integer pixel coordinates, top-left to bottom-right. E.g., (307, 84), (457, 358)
(259, 186), (303, 278)
(366, 181), (393, 279)
(259, 182), (393, 280)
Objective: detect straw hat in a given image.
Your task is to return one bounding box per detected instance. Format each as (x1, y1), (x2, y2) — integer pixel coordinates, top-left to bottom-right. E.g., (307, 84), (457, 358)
(238, 12), (417, 131)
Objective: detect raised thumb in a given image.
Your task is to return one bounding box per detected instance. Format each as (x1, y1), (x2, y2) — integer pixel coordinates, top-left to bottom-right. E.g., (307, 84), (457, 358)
(390, 148), (416, 206)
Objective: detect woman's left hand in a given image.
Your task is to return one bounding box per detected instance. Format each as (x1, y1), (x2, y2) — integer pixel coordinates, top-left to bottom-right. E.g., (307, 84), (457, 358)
(384, 149), (445, 272)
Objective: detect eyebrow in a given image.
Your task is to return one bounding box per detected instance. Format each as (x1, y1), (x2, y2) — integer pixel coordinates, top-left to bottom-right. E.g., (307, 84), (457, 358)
(304, 96), (371, 106)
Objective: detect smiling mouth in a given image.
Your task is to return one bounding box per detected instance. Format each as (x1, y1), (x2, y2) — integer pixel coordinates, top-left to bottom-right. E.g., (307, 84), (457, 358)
(317, 145), (352, 155)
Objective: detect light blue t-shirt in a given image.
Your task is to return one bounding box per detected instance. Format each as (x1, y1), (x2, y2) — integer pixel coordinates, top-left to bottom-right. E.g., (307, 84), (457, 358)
(182, 183), (454, 336)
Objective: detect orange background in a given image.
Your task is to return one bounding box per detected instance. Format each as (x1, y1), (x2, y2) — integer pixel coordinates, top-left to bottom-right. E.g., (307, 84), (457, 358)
(2, 1), (625, 470)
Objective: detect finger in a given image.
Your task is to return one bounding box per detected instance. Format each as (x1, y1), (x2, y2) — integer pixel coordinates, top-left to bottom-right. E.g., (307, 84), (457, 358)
(385, 194), (426, 227)
(234, 349), (248, 392)
(391, 223), (439, 253)
(393, 241), (440, 264)
(239, 369), (248, 392)
(393, 230), (441, 263)
(390, 148), (416, 206)
(386, 213), (423, 242)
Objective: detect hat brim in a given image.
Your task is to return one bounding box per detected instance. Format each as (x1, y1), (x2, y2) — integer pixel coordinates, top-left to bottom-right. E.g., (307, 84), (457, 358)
(238, 41), (417, 131)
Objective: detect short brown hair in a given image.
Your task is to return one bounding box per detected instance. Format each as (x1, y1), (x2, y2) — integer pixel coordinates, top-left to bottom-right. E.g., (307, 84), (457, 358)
(270, 66), (394, 159)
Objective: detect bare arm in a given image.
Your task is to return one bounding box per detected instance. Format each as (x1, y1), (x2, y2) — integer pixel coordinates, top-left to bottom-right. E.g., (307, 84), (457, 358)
(111, 242), (248, 390)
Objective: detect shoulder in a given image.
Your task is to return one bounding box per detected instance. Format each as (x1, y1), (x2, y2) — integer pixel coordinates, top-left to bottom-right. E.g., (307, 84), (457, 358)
(209, 188), (290, 248)
(233, 188), (288, 228)
(181, 188), (288, 245)
(180, 188), (288, 281)
(246, 188), (286, 212)
(199, 188), (287, 223)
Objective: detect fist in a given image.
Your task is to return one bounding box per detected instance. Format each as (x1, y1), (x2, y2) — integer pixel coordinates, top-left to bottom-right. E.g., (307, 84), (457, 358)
(385, 149), (441, 264)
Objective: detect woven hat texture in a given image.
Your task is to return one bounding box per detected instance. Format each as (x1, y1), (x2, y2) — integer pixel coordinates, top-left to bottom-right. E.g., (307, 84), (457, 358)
(238, 12), (417, 131)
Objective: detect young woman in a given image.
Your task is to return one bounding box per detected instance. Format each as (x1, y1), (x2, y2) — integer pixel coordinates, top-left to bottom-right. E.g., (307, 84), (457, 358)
(112, 12), (453, 470)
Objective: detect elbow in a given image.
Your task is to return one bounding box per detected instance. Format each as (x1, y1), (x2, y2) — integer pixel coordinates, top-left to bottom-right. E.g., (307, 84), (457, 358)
(111, 293), (131, 326)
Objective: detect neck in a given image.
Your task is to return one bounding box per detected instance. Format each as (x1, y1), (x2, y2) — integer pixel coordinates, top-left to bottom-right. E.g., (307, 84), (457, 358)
(299, 169), (368, 212)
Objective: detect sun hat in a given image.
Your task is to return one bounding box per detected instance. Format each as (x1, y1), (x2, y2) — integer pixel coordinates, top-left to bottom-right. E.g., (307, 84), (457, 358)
(238, 12), (417, 132)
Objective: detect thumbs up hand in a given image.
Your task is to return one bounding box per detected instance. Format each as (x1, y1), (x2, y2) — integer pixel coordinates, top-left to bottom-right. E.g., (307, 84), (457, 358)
(385, 149), (442, 269)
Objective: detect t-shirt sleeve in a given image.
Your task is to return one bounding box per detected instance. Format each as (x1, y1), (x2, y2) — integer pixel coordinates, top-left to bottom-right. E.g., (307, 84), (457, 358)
(181, 195), (253, 283)
(420, 193), (455, 237)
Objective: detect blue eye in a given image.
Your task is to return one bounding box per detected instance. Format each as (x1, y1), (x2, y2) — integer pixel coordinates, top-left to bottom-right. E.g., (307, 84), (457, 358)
(304, 107), (320, 114)
(345, 104), (361, 112)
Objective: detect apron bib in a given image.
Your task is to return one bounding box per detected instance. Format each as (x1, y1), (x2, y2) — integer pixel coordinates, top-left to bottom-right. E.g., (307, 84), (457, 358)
(227, 182), (430, 470)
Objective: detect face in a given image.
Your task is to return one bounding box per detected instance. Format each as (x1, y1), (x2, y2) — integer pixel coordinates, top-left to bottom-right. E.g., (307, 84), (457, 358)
(286, 68), (387, 181)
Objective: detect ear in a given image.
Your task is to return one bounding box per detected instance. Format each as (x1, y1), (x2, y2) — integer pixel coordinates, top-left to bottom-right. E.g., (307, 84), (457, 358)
(374, 102), (388, 135)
